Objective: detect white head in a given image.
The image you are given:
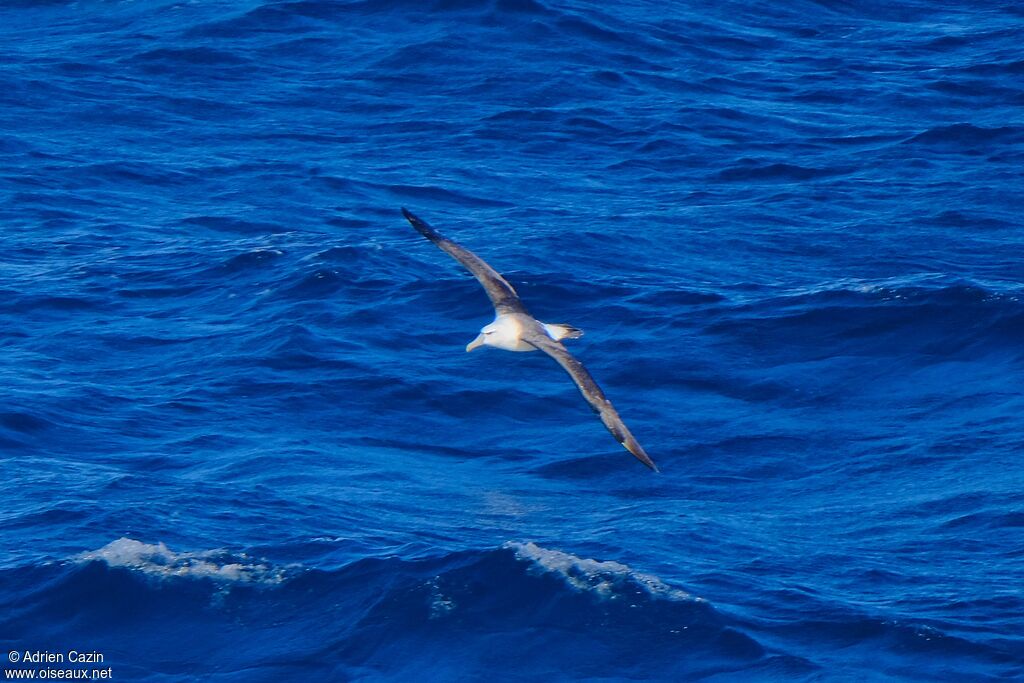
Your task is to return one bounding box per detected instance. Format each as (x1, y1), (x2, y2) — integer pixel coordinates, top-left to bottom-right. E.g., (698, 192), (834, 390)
(465, 315), (526, 352)
(466, 321), (500, 352)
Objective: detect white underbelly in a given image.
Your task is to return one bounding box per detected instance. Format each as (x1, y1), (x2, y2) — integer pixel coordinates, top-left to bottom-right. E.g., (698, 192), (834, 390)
(486, 314), (540, 352)
(492, 337), (538, 352)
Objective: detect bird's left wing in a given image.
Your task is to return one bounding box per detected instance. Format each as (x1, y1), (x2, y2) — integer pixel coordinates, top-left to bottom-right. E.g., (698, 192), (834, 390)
(523, 329), (658, 471)
(402, 208), (526, 315)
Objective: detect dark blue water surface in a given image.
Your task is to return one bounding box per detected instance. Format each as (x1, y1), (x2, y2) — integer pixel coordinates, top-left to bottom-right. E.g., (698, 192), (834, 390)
(2, 1), (1024, 680)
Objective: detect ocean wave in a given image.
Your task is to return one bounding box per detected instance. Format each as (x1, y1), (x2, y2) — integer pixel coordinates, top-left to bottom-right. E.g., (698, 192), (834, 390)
(180, 215), (283, 235)
(716, 162), (854, 183)
(904, 123), (1024, 148)
(703, 278), (1024, 363)
(321, 542), (770, 675)
(4, 540), (1011, 678)
(70, 538), (700, 605)
(78, 538), (287, 585)
(506, 541), (695, 602)
(66, 538), (711, 621)
(27, 539), (718, 632)
(188, 0), (550, 40)
(214, 248), (287, 275)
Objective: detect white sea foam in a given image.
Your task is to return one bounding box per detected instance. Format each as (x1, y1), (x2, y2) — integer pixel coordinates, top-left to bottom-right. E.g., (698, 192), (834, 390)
(78, 537), (285, 584)
(505, 541), (695, 603)
(427, 578), (457, 619)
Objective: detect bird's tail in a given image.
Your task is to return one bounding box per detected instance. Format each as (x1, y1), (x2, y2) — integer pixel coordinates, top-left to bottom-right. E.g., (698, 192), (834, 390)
(544, 323), (584, 341)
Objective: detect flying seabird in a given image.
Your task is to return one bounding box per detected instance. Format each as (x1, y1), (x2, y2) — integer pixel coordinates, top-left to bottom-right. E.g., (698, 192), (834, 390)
(402, 208), (658, 472)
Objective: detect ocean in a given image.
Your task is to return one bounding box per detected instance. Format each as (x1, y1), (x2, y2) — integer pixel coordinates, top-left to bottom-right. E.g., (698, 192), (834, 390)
(1, 0), (1023, 680)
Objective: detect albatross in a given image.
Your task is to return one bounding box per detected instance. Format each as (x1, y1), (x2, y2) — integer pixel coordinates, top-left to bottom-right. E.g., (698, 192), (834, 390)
(402, 208), (658, 472)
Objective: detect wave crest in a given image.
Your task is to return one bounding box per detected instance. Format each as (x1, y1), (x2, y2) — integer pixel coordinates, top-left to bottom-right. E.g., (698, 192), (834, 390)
(78, 538), (286, 585)
(507, 541), (695, 602)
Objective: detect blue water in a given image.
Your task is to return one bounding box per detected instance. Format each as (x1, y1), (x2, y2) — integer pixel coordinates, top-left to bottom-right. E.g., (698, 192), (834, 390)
(2, 1), (1023, 680)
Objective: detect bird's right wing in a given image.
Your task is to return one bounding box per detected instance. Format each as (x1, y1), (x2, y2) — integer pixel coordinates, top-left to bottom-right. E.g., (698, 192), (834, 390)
(523, 329), (658, 471)
(402, 208), (525, 315)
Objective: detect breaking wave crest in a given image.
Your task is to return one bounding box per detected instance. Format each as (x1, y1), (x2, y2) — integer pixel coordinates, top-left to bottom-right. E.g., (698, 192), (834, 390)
(2, 539), (787, 678)
(78, 537), (287, 585)
(506, 541), (695, 602)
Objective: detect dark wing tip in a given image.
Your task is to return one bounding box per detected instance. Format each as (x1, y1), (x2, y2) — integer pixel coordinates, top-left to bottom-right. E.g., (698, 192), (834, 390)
(628, 443), (659, 472)
(401, 207), (422, 227)
(401, 207), (440, 242)
(402, 207), (427, 228)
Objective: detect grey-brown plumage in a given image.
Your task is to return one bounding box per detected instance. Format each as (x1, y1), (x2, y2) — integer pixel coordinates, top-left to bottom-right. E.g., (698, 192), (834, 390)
(402, 207), (658, 472)
(402, 208), (526, 316)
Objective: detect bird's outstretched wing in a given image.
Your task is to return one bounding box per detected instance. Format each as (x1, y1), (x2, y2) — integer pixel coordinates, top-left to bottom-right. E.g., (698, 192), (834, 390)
(523, 328), (658, 471)
(402, 208), (526, 315)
